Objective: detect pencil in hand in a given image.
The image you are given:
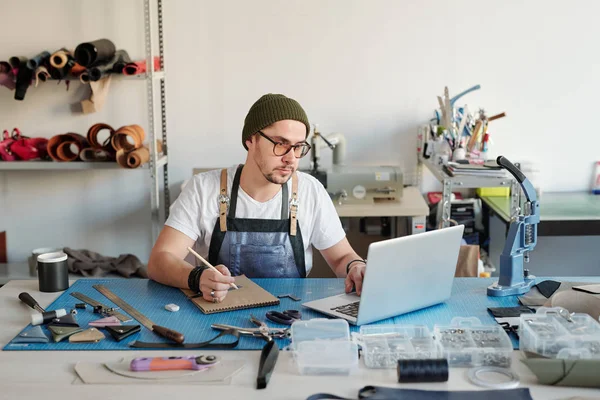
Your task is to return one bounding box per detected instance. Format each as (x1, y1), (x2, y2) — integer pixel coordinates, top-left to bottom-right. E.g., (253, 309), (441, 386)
(187, 247), (239, 290)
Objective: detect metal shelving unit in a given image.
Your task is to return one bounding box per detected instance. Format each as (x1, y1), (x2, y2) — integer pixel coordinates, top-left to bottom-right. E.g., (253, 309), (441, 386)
(417, 155), (519, 228)
(0, 0), (170, 245)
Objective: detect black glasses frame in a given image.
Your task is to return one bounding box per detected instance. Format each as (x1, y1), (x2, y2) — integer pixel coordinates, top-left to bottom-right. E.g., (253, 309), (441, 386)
(257, 131), (311, 158)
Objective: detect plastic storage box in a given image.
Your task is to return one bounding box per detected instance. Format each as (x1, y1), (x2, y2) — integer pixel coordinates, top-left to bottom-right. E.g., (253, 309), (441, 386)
(353, 324), (439, 369)
(433, 317), (513, 367)
(290, 318), (358, 375)
(519, 307), (600, 359)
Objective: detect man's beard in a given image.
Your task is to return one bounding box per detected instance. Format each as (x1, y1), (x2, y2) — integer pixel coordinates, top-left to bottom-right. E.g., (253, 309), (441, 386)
(263, 167), (294, 185)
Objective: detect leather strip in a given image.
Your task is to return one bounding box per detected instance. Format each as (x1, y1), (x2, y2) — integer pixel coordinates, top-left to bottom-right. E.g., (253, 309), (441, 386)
(290, 173), (298, 236)
(111, 125), (145, 152)
(219, 168), (228, 232)
(130, 328), (240, 349)
(281, 182), (289, 219)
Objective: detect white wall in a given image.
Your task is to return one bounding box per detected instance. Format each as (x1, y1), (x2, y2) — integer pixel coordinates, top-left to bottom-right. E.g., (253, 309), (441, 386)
(2, 0), (599, 263)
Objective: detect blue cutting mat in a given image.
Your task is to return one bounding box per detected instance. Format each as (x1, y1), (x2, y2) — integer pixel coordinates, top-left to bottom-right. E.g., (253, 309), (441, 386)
(5, 277), (586, 351)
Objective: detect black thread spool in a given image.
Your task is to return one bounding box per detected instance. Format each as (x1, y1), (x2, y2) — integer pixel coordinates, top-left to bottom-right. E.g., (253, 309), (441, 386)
(397, 359), (449, 383)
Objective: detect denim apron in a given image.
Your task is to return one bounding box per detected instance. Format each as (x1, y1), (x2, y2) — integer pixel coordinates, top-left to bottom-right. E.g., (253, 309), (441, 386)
(208, 164), (306, 278)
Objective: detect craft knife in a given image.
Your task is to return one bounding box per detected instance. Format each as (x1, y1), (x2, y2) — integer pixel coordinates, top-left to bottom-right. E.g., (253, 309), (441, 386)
(93, 284), (185, 344)
(70, 292), (132, 322)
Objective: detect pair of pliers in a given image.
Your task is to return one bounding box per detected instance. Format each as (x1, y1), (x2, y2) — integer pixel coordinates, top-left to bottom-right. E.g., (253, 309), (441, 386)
(265, 309), (302, 325)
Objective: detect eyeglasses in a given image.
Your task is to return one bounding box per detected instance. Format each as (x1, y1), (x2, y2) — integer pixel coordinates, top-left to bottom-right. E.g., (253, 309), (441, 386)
(257, 131), (311, 158)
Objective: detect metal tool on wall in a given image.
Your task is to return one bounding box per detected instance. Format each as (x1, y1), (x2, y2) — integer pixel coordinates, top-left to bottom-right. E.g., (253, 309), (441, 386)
(93, 284), (185, 344)
(487, 156), (540, 297)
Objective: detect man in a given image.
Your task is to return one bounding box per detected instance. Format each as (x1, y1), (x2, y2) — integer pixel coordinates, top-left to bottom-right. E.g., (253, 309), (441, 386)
(148, 93), (366, 304)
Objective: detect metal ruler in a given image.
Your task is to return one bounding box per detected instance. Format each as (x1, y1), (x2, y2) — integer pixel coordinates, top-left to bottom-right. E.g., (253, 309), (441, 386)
(70, 291), (132, 322)
(93, 284), (184, 343)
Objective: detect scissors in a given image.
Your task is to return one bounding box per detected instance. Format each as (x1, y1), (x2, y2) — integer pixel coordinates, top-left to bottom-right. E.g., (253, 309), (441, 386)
(265, 309), (302, 325)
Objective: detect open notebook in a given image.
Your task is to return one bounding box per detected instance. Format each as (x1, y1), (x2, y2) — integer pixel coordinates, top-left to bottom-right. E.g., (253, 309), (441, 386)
(180, 275), (280, 314)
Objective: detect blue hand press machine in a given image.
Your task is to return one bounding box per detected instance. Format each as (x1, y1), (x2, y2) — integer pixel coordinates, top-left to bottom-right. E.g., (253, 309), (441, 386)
(487, 156), (540, 297)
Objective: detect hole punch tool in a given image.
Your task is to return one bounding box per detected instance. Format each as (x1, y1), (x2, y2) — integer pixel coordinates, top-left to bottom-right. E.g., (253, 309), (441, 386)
(487, 156), (540, 297)
(211, 314), (288, 389)
(265, 309), (302, 325)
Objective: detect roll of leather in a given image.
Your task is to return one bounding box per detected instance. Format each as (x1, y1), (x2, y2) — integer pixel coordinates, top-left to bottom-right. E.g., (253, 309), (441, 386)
(26, 51), (51, 70)
(47, 133), (88, 162)
(79, 72), (90, 84)
(50, 49), (86, 78)
(87, 123), (115, 149)
(111, 125), (145, 152)
(50, 50), (72, 69)
(126, 146), (149, 168)
(122, 56), (161, 76)
(9, 56), (26, 69)
(74, 39), (116, 67)
(79, 148), (111, 162)
(0, 61), (10, 74)
(89, 50), (131, 80)
(0, 61), (15, 90)
(111, 50), (131, 73)
(34, 66), (50, 86)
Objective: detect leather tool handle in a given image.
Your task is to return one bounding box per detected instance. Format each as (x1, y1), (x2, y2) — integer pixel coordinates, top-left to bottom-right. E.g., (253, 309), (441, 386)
(152, 325), (185, 344)
(497, 156), (526, 183)
(19, 292), (44, 313)
(257, 340), (279, 389)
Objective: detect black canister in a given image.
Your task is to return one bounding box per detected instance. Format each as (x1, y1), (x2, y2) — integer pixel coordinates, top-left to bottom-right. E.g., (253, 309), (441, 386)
(74, 38), (116, 67)
(37, 252), (69, 292)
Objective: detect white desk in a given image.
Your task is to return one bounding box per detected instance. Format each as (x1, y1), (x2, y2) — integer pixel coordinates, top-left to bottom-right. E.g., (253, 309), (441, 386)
(0, 280), (597, 399)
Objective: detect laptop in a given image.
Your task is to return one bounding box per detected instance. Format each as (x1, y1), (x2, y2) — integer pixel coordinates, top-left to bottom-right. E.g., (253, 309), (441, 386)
(302, 224), (465, 325)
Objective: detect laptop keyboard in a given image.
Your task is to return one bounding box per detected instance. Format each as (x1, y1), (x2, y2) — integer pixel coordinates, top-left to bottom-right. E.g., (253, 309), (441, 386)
(331, 301), (360, 318)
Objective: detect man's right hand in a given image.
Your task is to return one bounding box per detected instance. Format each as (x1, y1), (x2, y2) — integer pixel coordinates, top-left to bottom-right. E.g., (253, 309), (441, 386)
(199, 264), (236, 303)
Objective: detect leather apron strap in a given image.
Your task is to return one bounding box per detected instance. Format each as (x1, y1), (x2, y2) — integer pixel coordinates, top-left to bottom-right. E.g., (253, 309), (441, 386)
(290, 172), (298, 236)
(219, 168), (229, 232)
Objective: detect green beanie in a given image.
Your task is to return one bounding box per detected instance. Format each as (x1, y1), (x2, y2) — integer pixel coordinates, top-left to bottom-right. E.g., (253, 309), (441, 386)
(242, 93), (310, 150)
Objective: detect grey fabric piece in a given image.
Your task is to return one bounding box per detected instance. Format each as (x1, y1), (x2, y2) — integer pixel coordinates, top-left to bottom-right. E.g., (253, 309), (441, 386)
(518, 281), (591, 306)
(548, 290), (600, 320)
(64, 247), (147, 278)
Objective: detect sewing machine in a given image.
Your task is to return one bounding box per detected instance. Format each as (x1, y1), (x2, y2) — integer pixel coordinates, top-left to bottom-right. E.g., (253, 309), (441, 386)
(302, 126), (403, 205)
(487, 156), (540, 297)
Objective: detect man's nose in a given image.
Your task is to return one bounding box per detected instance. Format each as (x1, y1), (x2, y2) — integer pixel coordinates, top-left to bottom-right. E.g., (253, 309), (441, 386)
(282, 148), (295, 163)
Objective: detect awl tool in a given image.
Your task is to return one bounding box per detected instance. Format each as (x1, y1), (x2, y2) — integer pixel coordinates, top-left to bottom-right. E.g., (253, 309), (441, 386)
(93, 284), (185, 344)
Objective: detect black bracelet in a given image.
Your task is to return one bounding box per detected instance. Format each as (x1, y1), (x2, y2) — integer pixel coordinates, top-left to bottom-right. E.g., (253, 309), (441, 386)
(346, 259), (366, 274)
(188, 265), (210, 293)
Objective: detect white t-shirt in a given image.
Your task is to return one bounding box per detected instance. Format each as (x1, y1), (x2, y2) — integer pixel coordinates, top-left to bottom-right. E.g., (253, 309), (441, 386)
(165, 165), (346, 275)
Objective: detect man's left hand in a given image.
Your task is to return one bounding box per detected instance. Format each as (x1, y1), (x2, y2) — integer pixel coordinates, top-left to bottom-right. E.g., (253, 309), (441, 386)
(345, 263), (366, 295)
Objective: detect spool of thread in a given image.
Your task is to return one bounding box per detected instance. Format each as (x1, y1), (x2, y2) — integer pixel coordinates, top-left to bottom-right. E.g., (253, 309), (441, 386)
(31, 309), (67, 326)
(397, 359), (449, 383)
